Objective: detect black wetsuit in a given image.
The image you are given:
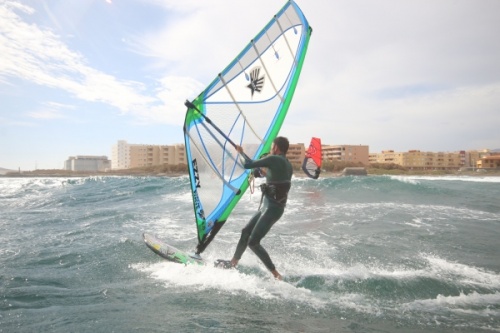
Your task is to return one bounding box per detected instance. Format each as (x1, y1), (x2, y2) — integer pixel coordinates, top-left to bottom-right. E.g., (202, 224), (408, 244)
(233, 153), (292, 272)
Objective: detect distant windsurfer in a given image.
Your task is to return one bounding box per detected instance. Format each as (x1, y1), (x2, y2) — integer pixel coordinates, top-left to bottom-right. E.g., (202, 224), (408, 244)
(302, 137), (322, 179)
(314, 167), (321, 179)
(223, 136), (292, 280)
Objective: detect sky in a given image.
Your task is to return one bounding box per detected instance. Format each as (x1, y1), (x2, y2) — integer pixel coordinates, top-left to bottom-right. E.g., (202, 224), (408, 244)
(1, 0), (499, 171)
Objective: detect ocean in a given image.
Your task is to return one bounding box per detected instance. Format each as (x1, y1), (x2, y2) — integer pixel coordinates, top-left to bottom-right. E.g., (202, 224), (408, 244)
(1, 175), (499, 333)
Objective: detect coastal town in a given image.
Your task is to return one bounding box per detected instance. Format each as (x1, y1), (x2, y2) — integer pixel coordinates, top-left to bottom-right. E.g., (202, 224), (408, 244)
(2, 139), (499, 177)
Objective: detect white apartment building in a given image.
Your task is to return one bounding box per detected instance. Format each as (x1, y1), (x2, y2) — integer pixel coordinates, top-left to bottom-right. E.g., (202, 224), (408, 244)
(64, 156), (111, 172)
(111, 140), (130, 170)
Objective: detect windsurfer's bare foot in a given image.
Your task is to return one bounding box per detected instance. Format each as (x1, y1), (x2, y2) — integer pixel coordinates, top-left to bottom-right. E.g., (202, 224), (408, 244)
(271, 269), (282, 280)
(230, 258), (238, 267)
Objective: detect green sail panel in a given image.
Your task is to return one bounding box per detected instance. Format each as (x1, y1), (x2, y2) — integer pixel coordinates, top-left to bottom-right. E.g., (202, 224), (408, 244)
(184, 0), (312, 254)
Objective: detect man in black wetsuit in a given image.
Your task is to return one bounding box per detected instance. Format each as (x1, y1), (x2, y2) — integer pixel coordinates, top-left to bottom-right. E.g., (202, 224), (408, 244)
(228, 136), (293, 280)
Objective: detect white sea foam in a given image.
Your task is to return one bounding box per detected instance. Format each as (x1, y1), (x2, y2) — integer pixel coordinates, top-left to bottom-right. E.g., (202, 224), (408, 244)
(389, 175), (421, 185)
(402, 291), (500, 317)
(404, 217), (433, 229)
(390, 175), (500, 183)
(0, 177), (66, 196)
(332, 293), (382, 316)
(134, 260), (324, 308)
(424, 255), (500, 288)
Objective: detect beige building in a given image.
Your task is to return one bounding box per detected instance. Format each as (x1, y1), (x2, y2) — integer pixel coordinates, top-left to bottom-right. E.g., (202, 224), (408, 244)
(477, 154), (500, 169)
(323, 145), (369, 165)
(469, 149), (500, 169)
(112, 140), (307, 170)
(287, 143), (306, 165)
(369, 150), (467, 170)
(465, 150), (481, 168)
(112, 140), (499, 171)
(240, 142), (305, 165)
(369, 150), (403, 164)
(111, 140), (185, 170)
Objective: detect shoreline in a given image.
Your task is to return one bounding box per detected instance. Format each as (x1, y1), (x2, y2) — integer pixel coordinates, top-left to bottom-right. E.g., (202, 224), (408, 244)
(2, 169), (499, 178)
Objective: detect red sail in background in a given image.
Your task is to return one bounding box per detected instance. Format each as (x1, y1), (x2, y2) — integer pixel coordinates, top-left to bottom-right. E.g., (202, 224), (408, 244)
(302, 137), (322, 179)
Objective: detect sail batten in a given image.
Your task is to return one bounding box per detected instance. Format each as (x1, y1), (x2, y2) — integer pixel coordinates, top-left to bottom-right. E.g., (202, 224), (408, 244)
(184, 0), (312, 253)
(219, 74), (264, 143)
(251, 40), (284, 103)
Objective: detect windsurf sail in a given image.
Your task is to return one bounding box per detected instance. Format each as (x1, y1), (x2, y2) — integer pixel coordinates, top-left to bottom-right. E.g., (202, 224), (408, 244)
(184, 0), (312, 255)
(302, 137), (322, 179)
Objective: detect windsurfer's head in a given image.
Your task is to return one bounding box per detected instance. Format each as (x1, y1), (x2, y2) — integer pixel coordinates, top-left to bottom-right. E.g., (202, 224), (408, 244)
(272, 136), (289, 155)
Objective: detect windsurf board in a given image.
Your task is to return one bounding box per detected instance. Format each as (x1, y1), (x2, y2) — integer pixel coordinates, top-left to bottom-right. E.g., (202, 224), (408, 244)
(142, 232), (204, 265)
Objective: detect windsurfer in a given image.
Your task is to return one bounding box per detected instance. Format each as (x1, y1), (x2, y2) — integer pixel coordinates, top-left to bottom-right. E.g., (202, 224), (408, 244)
(314, 167), (321, 178)
(227, 136), (293, 280)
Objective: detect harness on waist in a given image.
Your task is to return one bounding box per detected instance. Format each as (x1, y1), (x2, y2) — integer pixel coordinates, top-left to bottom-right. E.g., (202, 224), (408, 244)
(258, 180), (291, 209)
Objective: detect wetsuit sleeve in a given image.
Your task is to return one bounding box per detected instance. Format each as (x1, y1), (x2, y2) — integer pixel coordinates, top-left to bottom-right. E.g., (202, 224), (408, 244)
(239, 153), (252, 166)
(241, 155), (274, 169)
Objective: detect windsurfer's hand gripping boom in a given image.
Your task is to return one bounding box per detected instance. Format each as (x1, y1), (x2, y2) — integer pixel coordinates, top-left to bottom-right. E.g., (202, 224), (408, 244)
(235, 145), (244, 155)
(234, 145), (267, 177)
(235, 145), (251, 163)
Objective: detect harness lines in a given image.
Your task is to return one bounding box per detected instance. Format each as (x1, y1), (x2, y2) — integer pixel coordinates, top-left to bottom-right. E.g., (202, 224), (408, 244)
(258, 180), (291, 209)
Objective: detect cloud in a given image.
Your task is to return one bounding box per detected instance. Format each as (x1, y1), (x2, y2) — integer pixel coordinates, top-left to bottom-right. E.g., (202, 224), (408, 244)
(27, 101), (75, 120)
(28, 109), (65, 120)
(0, 116), (36, 127)
(136, 0), (500, 152)
(128, 1), (286, 80)
(0, 0), (221, 128)
(0, 1), (158, 117)
(1, 0), (500, 154)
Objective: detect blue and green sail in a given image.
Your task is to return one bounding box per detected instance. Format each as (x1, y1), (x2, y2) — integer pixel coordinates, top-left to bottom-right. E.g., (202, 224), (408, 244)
(183, 0), (312, 254)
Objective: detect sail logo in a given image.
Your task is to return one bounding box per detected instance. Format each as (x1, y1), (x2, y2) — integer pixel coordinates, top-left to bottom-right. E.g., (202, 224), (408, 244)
(191, 158), (205, 220)
(193, 190), (205, 220)
(192, 158), (201, 188)
(307, 145), (317, 157)
(247, 67), (265, 97)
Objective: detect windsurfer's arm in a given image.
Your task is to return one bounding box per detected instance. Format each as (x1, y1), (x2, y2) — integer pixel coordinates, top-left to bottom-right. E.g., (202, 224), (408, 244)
(243, 155), (274, 169)
(235, 145), (252, 164)
(235, 145), (268, 177)
(235, 145), (272, 170)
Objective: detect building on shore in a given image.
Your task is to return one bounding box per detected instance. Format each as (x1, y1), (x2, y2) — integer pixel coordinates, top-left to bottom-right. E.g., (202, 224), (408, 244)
(287, 143), (306, 165)
(64, 156), (111, 172)
(111, 140), (185, 170)
(111, 140), (498, 172)
(110, 141), (371, 170)
(111, 140), (307, 170)
(369, 149), (499, 170)
(111, 140), (130, 170)
(477, 155), (500, 169)
(369, 150), (465, 170)
(322, 145), (369, 165)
